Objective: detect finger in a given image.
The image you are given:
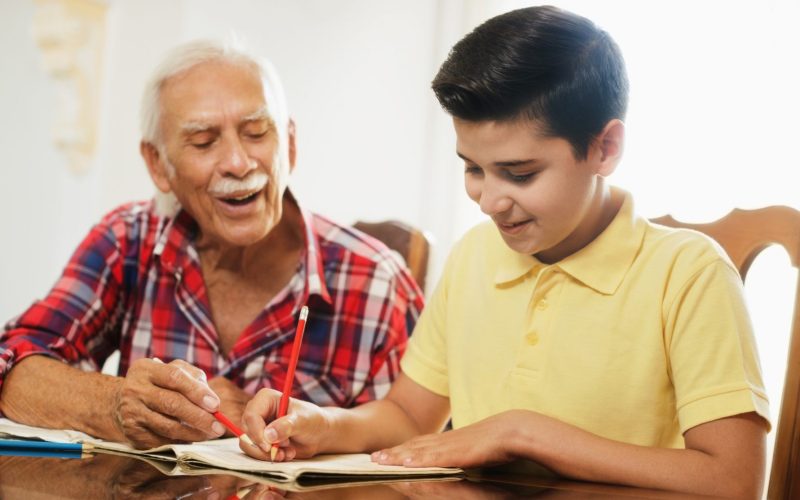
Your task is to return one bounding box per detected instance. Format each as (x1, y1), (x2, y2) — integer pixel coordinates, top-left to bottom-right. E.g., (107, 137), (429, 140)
(371, 445), (410, 465)
(242, 389), (282, 449)
(151, 362), (220, 413)
(170, 359), (208, 384)
(136, 406), (219, 445)
(263, 414), (296, 448)
(144, 389), (224, 438)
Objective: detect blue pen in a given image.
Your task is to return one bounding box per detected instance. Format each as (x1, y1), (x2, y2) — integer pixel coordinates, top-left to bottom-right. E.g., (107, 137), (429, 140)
(0, 439), (93, 458)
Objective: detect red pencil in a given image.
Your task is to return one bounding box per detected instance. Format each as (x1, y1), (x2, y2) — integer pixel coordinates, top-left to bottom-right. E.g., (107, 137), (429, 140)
(270, 305), (309, 460)
(150, 357), (254, 447)
(213, 410), (254, 447)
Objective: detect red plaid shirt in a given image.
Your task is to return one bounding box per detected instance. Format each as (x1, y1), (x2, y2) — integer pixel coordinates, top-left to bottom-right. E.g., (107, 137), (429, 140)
(0, 200), (424, 407)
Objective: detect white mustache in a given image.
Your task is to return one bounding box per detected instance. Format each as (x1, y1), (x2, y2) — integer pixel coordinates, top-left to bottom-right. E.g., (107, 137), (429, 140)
(208, 171), (269, 197)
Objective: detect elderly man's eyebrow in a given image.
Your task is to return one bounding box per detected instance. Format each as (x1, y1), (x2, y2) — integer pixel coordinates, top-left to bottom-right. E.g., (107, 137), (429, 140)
(181, 121), (216, 135)
(242, 107), (274, 124)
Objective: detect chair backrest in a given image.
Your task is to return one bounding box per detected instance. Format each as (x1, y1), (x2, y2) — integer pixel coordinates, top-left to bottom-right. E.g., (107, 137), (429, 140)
(651, 207), (800, 500)
(353, 220), (433, 292)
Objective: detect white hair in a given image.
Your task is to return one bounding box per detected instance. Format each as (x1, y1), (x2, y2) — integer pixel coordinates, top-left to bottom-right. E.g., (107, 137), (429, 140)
(140, 39), (290, 217)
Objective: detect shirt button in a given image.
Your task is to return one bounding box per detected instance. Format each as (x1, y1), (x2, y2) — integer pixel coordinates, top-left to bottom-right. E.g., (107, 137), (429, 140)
(525, 331), (539, 345)
(536, 298), (548, 310)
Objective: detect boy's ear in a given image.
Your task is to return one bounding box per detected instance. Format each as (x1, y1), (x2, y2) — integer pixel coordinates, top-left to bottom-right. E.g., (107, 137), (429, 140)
(140, 141), (172, 193)
(593, 119), (625, 177)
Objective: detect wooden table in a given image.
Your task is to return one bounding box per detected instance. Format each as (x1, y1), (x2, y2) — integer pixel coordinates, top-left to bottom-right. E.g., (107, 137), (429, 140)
(0, 454), (723, 499)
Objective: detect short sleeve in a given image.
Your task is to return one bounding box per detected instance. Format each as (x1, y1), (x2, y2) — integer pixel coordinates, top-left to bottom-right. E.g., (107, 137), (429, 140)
(666, 259), (771, 433)
(400, 246), (457, 397)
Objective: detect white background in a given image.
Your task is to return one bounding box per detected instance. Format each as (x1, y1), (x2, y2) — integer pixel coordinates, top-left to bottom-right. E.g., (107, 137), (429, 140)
(1, 0), (798, 486)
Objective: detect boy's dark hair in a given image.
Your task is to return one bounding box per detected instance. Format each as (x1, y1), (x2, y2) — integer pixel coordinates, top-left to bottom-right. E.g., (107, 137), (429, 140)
(432, 6), (629, 160)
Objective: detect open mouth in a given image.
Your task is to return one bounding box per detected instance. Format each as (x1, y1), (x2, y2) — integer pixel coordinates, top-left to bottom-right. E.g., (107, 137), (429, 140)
(500, 220), (531, 229)
(220, 191), (260, 206)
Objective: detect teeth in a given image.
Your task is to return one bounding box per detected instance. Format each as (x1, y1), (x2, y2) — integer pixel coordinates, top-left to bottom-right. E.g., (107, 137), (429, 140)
(230, 193), (254, 201)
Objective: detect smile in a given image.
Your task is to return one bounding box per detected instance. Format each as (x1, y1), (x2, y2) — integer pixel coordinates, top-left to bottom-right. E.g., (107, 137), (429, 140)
(219, 190), (261, 207)
(497, 219), (533, 235)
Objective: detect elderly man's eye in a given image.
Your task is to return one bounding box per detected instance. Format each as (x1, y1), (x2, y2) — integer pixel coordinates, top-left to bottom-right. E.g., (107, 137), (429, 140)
(192, 141), (214, 149)
(246, 129), (269, 140)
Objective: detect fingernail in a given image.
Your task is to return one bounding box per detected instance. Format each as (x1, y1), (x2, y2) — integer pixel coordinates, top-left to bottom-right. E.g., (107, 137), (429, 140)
(202, 395), (219, 411)
(260, 442), (272, 454)
(212, 421), (225, 436)
(403, 456), (413, 465)
(379, 452), (388, 461)
(264, 428), (278, 442)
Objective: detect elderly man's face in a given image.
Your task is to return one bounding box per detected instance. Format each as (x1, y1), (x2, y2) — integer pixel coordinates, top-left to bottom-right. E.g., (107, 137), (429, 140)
(149, 60), (291, 248)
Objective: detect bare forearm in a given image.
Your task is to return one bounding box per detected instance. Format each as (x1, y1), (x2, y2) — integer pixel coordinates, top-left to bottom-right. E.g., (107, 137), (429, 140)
(321, 398), (422, 454)
(0, 356), (124, 441)
(512, 411), (765, 498)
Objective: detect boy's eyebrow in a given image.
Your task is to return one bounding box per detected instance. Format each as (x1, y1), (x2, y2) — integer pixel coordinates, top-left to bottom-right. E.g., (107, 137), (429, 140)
(457, 151), (539, 168)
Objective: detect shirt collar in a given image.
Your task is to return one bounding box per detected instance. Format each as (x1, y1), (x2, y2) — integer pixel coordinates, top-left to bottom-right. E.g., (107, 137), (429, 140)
(152, 191), (333, 305)
(493, 188), (645, 295)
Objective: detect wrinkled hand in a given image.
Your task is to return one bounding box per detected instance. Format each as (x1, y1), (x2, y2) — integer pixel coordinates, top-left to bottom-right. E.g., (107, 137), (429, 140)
(112, 358), (225, 448)
(208, 376), (250, 435)
(240, 388), (331, 461)
(107, 455), (220, 499)
(371, 411), (522, 469)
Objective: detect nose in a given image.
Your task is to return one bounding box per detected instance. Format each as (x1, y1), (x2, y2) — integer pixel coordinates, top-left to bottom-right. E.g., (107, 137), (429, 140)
(478, 177), (513, 216)
(219, 135), (256, 177)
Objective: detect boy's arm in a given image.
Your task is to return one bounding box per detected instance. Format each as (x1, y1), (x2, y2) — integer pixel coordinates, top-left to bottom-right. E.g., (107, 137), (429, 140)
(375, 409), (766, 499)
(240, 373), (449, 460)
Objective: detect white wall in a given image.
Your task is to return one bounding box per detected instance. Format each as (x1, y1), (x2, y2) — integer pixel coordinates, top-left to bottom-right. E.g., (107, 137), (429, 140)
(0, 0), (484, 321)
(1, 0), (798, 488)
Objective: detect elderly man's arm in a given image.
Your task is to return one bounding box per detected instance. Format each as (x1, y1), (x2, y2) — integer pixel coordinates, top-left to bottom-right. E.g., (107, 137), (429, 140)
(0, 213), (223, 448)
(1, 355), (225, 448)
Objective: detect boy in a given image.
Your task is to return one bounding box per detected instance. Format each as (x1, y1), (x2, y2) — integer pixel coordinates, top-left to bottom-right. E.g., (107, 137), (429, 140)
(239, 6), (769, 497)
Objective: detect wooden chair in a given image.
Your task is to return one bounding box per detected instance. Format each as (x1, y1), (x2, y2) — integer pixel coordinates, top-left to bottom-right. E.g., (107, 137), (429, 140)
(354, 220), (433, 292)
(652, 207), (800, 499)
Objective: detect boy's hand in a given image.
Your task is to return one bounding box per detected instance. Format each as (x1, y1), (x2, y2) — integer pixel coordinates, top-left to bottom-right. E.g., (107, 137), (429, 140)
(240, 388), (331, 461)
(371, 410), (522, 469)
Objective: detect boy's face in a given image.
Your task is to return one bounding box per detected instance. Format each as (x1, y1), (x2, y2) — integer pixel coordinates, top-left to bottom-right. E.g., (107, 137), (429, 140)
(455, 117), (612, 262)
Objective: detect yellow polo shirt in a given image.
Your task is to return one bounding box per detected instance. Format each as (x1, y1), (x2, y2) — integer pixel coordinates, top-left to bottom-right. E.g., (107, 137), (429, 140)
(401, 190), (769, 448)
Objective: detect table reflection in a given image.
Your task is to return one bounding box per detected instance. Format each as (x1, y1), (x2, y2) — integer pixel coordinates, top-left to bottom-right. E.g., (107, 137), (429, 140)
(0, 454), (713, 499)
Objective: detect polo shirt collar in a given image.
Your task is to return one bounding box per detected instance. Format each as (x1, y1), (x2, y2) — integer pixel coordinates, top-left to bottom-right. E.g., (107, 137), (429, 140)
(493, 188), (645, 295)
(152, 191), (333, 305)
(557, 190), (645, 295)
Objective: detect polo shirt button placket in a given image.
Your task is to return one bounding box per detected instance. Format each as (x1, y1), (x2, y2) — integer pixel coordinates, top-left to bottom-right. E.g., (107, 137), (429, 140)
(525, 331), (539, 346)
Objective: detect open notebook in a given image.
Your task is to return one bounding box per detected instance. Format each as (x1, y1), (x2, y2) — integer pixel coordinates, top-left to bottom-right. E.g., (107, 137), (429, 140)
(0, 418), (462, 484)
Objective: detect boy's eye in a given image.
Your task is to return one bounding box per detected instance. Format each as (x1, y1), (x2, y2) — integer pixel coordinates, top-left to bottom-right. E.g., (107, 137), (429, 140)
(464, 165), (483, 176)
(504, 171), (536, 183)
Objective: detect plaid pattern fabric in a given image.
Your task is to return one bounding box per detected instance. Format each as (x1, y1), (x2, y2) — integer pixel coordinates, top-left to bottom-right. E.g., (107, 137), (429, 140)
(0, 200), (424, 407)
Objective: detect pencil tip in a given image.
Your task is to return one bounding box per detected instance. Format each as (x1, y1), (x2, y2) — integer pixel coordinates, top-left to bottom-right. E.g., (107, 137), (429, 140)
(270, 445), (278, 461)
(240, 434), (255, 447)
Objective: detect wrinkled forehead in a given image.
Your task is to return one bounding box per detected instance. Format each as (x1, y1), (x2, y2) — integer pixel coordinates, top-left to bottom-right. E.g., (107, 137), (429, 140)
(159, 60), (279, 129)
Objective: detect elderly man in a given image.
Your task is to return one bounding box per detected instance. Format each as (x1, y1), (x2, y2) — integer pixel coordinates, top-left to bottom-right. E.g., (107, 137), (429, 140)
(0, 40), (423, 449)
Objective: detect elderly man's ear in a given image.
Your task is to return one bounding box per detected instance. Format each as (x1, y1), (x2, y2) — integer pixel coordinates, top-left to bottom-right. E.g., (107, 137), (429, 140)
(288, 118), (297, 171)
(140, 142), (172, 193)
